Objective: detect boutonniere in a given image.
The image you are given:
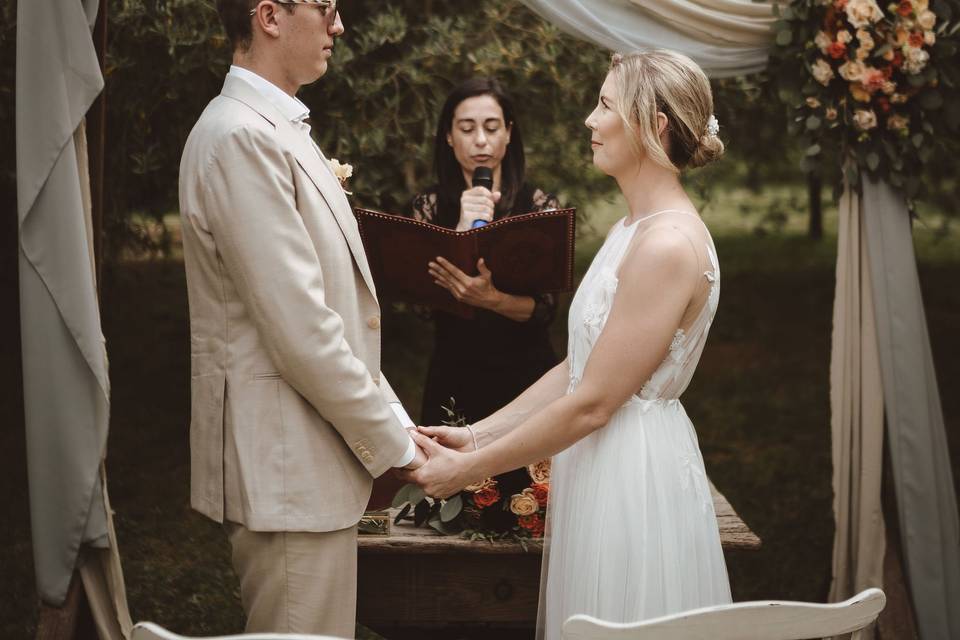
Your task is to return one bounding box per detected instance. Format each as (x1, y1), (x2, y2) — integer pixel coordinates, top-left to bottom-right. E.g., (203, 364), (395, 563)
(329, 158), (353, 195)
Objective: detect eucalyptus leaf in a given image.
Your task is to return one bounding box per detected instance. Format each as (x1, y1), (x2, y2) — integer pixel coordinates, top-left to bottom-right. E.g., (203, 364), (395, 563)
(776, 28), (793, 46)
(440, 494), (464, 523)
(866, 152), (880, 172)
(806, 143), (822, 156)
(806, 115), (822, 131)
(391, 483), (415, 508)
(920, 90), (944, 110)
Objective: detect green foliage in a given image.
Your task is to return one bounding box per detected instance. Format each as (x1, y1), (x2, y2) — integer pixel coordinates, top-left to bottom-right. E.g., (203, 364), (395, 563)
(97, 0), (611, 259)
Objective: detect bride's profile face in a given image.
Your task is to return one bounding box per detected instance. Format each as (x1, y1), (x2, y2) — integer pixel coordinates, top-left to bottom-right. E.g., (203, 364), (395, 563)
(584, 74), (638, 177)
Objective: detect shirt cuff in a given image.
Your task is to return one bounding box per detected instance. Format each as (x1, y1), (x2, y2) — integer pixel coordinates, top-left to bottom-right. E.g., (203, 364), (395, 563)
(391, 402), (417, 468)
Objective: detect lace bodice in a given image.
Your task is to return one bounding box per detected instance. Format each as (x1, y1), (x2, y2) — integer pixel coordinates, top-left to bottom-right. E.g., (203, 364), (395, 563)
(566, 211), (720, 401)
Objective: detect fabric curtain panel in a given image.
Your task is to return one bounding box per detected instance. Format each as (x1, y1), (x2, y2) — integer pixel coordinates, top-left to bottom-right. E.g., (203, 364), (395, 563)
(828, 181), (886, 640)
(17, 0), (132, 636)
(519, 0), (776, 77)
(861, 178), (960, 640)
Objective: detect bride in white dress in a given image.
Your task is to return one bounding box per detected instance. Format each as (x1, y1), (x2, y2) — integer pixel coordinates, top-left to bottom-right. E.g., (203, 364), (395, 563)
(404, 50), (732, 637)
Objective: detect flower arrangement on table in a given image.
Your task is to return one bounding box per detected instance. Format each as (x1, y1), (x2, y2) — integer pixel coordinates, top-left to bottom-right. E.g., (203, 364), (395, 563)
(392, 401), (550, 542)
(770, 0), (960, 199)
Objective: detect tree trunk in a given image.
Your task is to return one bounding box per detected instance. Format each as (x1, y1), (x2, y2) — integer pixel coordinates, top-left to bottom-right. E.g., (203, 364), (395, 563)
(808, 172), (823, 240)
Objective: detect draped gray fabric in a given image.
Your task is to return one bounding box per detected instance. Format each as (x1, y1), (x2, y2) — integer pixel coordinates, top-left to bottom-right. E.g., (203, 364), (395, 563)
(861, 178), (960, 639)
(828, 183), (885, 640)
(16, 4), (131, 632)
(519, 0), (775, 77)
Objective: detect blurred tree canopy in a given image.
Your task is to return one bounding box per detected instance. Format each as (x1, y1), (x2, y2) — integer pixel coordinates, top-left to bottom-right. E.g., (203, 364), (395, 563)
(5, 0), (952, 260)
(95, 0), (618, 258)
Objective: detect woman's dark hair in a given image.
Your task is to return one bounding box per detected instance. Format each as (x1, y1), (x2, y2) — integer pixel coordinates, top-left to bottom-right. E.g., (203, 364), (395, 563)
(433, 78), (526, 227)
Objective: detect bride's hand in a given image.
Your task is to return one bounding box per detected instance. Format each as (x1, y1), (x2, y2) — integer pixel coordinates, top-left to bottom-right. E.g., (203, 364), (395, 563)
(417, 425), (475, 453)
(399, 432), (478, 499)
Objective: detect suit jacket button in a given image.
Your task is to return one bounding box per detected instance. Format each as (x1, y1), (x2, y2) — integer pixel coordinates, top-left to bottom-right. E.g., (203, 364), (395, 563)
(367, 316), (381, 330)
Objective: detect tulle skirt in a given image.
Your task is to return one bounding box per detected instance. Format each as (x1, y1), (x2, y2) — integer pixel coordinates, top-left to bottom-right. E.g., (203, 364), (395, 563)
(536, 397), (732, 639)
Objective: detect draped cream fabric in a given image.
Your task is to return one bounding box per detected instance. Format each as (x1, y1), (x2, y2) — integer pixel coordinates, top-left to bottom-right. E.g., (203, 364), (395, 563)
(17, 1), (132, 634)
(519, 0), (776, 76)
(828, 182), (886, 640)
(861, 178), (960, 640)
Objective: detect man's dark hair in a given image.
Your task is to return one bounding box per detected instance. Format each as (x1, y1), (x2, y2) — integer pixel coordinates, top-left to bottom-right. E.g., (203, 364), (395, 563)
(216, 0), (294, 51)
(433, 78), (526, 227)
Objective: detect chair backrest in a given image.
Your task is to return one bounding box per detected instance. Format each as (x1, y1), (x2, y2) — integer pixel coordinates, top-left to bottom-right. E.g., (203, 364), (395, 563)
(562, 588), (886, 640)
(132, 621), (347, 640)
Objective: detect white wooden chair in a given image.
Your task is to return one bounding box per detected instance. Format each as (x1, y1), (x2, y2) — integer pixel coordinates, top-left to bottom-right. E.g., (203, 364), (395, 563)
(562, 588), (885, 640)
(131, 621), (347, 640)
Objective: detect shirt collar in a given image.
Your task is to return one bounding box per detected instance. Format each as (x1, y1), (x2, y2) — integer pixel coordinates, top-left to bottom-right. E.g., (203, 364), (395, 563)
(227, 65), (310, 125)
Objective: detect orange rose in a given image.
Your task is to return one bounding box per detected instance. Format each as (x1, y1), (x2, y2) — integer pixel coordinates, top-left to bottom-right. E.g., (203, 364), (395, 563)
(828, 41), (848, 59)
(472, 485), (501, 508)
(909, 31), (924, 48)
(897, 0), (912, 15)
(531, 483), (549, 507)
(519, 514), (545, 537)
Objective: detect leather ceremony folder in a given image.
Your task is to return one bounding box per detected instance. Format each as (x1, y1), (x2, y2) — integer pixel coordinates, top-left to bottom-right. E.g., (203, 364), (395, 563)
(354, 208), (576, 319)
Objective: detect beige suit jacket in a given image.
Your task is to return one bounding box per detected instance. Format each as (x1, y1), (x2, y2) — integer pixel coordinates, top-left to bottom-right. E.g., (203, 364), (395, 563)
(178, 75), (410, 532)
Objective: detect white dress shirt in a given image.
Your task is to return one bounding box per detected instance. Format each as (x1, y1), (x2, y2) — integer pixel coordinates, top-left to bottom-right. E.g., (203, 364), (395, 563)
(226, 65), (418, 468)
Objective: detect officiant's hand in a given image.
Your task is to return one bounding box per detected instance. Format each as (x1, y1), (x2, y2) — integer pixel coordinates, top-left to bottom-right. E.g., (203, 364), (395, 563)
(398, 432), (476, 499)
(429, 257), (500, 309)
(417, 425), (475, 453)
(457, 186), (501, 231)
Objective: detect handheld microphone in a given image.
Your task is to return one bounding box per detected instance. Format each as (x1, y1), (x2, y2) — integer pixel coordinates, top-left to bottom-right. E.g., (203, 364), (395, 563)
(470, 167), (494, 229)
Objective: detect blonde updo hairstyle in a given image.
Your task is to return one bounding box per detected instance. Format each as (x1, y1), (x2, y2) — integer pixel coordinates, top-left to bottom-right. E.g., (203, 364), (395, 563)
(608, 50), (724, 171)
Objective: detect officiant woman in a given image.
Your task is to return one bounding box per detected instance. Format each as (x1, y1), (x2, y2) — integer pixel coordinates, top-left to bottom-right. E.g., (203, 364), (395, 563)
(408, 78), (560, 497)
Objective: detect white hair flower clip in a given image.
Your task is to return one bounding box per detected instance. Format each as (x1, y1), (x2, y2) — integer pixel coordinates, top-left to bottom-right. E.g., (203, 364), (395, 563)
(705, 115), (720, 137)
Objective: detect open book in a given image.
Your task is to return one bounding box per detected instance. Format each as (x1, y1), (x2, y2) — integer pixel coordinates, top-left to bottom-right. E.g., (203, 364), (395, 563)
(354, 207), (576, 319)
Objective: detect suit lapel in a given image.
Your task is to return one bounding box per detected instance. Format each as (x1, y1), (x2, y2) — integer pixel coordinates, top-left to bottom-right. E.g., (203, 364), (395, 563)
(219, 76), (378, 299)
(280, 122), (378, 297)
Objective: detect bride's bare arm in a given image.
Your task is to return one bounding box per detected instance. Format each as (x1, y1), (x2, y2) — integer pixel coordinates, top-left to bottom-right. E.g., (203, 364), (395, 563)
(471, 359), (570, 446)
(418, 359), (570, 451)
(406, 228), (701, 496)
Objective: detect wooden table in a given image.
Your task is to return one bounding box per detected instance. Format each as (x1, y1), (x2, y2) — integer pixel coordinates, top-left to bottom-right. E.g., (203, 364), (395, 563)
(357, 482), (759, 637)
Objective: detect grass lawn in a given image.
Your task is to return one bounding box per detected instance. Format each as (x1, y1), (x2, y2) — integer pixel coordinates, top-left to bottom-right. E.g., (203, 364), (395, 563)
(1, 185), (957, 638)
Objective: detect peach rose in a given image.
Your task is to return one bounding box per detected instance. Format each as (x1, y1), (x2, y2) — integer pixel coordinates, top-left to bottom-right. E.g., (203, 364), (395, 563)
(839, 60), (867, 82)
(891, 92), (909, 104)
(826, 107), (839, 120)
(509, 489), (539, 516)
(837, 29), (853, 43)
(806, 97), (822, 109)
(853, 109), (878, 131)
(815, 30), (833, 53)
(465, 477), (497, 493)
(923, 30), (936, 46)
(845, 0), (884, 28)
(886, 114), (910, 130)
(812, 59), (836, 86)
(851, 83), (872, 102)
(917, 9), (936, 29)
(527, 459), (551, 484)
(902, 46), (930, 74)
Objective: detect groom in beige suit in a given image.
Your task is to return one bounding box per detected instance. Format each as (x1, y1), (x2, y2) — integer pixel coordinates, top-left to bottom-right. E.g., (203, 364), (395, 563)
(178, 0), (424, 636)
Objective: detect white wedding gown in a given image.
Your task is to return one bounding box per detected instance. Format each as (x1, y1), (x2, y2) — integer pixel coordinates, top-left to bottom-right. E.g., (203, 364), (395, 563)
(537, 211), (732, 639)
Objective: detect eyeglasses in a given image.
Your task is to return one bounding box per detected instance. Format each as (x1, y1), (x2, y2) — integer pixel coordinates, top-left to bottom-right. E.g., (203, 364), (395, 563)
(249, 0), (336, 17)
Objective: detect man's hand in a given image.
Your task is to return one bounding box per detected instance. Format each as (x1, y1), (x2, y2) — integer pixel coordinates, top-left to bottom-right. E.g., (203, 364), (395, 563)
(401, 428), (428, 470)
(397, 432), (477, 499)
(428, 257), (501, 310)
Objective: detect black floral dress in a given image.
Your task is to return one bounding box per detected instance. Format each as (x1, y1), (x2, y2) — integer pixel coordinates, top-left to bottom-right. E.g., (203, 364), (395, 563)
(409, 184), (561, 529)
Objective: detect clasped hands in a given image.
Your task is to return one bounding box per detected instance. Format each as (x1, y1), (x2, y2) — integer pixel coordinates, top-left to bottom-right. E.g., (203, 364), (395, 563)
(398, 426), (478, 500)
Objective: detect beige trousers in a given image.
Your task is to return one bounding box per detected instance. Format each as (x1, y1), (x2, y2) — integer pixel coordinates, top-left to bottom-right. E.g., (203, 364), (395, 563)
(226, 523), (358, 638)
